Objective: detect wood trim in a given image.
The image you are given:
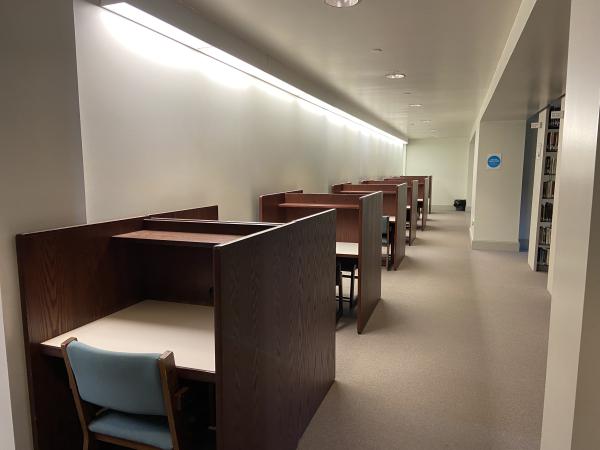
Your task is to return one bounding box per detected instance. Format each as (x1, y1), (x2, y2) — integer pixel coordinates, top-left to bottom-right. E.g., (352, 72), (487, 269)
(393, 184), (407, 269)
(357, 192), (383, 333)
(150, 205), (219, 220)
(408, 181), (418, 245)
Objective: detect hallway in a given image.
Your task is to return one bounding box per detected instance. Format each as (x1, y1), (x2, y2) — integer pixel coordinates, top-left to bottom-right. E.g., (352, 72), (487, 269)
(299, 212), (551, 450)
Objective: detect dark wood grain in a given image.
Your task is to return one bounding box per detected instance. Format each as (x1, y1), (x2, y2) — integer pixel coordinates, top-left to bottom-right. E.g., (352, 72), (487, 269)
(357, 192), (383, 333)
(213, 211), (336, 450)
(16, 217), (146, 450)
(384, 177), (431, 228)
(150, 205), (219, 220)
(394, 184), (407, 269)
(145, 218), (279, 235)
(329, 183), (405, 269)
(408, 181), (418, 244)
(259, 190), (302, 222)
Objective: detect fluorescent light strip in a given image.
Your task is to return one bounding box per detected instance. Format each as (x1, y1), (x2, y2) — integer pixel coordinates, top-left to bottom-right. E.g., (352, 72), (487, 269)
(102, 2), (407, 145)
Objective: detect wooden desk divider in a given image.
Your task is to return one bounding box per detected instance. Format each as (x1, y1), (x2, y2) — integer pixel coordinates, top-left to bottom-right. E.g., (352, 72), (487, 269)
(16, 209), (336, 450)
(331, 183), (406, 269)
(151, 204), (219, 220)
(384, 176), (431, 228)
(361, 179), (418, 245)
(259, 190), (382, 333)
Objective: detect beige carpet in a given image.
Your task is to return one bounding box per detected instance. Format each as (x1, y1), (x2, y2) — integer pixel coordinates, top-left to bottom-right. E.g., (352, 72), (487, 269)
(298, 212), (551, 450)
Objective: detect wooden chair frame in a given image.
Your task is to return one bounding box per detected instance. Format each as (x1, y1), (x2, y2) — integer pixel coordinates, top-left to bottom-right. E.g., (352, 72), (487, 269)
(61, 337), (184, 450)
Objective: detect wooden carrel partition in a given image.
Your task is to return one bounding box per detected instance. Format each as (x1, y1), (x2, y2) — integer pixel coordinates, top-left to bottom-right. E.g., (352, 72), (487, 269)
(16, 208), (336, 450)
(151, 204), (219, 220)
(259, 191), (382, 333)
(331, 183), (407, 269)
(385, 176), (430, 229)
(361, 179), (418, 245)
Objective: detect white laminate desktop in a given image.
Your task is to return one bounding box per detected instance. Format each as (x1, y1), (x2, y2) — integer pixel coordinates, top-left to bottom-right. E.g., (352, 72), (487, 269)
(43, 300), (215, 373)
(336, 241), (359, 257)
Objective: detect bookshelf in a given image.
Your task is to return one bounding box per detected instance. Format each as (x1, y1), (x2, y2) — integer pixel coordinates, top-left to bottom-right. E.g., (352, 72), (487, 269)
(528, 99), (563, 272)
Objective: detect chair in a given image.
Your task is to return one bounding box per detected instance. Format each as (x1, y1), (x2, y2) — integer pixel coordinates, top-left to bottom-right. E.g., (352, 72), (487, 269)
(335, 262), (344, 321)
(338, 259), (358, 314)
(61, 337), (184, 450)
(382, 216), (391, 270)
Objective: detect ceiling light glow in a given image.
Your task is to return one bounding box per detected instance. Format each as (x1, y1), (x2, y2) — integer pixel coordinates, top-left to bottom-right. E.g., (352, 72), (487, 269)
(101, 1), (406, 145)
(409, 104), (423, 107)
(385, 73), (406, 80)
(325, 0), (361, 7)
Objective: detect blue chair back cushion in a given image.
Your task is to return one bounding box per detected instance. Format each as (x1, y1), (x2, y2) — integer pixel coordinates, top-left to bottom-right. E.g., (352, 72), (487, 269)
(66, 341), (166, 416)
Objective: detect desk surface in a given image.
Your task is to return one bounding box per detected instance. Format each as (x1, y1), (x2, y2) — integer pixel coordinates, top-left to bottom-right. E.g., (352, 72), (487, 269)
(42, 300), (215, 376)
(336, 241), (359, 257)
(113, 229), (240, 247)
(279, 202), (359, 210)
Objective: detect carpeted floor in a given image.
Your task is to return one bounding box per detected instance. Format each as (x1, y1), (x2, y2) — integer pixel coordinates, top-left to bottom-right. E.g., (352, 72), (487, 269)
(298, 212), (551, 450)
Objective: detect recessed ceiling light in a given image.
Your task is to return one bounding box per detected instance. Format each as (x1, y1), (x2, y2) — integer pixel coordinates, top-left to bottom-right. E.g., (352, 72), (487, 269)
(421, 120), (431, 123)
(409, 103), (423, 107)
(372, 48), (383, 53)
(385, 73), (406, 80)
(325, 0), (361, 7)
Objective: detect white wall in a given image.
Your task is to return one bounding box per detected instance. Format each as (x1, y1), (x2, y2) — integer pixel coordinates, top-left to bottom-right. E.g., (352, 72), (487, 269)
(540, 0), (600, 448)
(74, 0), (405, 223)
(406, 137), (469, 209)
(0, 1), (87, 449)
(470, 120), (526, 250)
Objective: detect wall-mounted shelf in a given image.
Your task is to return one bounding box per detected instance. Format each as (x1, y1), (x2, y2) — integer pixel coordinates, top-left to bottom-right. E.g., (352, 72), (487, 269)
(528, 100), (564, 273)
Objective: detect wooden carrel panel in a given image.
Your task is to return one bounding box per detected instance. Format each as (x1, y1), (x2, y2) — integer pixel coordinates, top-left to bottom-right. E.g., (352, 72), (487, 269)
(259, 190), (302, 222)
(408, 181), (418, 244)
(393, 184), (407, 269)
(145, 218), (278, 235)
(16, 218), (146, 450)
(357, 192), (383, 333)
(214, 211), (336, 450)
(150, 205), (219, 220)
(330, 184), (405, 268)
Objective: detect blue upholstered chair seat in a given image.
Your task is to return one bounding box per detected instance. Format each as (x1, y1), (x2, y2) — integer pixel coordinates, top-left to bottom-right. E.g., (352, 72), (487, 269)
(89, 410), (173, 450)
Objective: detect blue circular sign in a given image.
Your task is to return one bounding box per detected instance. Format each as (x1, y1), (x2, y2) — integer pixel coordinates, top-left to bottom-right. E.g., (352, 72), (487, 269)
(487, 154), (501, 169)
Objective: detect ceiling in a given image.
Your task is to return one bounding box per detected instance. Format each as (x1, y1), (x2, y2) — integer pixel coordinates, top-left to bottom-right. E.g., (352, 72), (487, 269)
(181, 0), (524, 140)
(482, 0), (570, 123)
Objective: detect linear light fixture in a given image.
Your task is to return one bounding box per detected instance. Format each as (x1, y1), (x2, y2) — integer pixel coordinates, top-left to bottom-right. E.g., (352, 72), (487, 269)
(101, 2), (406, 145)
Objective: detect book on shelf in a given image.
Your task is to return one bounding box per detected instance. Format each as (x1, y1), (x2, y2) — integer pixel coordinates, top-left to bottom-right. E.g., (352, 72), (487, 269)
(546, 129), (560, 151)
(548, 106), (562, 129)
(538, 246), (550, 265)
(542, 179), (555, 198)
(544, 155), (557, 175)
(541, 202), (553, 222)
(539, 226), (552, 246)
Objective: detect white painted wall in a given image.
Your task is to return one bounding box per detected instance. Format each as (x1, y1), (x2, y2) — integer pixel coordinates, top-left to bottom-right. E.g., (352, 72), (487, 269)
(406, 137), (469, 209)
(470, 120), (526, 250)
(540, 0), (600, 448)
(0, 1), (87, 449)
(74, 0), (405, 223)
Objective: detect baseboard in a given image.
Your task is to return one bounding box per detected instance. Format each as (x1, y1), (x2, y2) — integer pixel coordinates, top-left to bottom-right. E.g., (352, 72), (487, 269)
(471, 240), (520, 252)
(432, 205), (456, 212)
